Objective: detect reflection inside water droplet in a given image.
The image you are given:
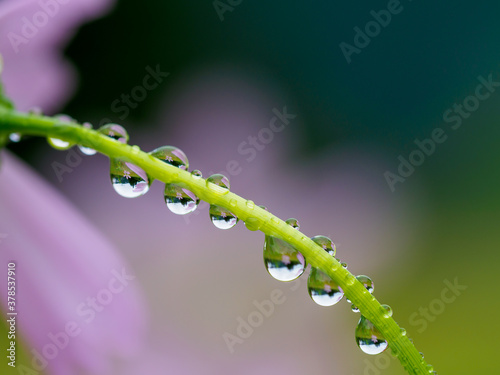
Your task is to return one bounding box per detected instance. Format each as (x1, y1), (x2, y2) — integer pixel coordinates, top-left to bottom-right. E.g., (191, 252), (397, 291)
(263, 235), (305, 281)
(355, 315), (388, 355)
(164, 183), (199, 215)
(110, 159), (150, 198)
(209, 205), (238, 229)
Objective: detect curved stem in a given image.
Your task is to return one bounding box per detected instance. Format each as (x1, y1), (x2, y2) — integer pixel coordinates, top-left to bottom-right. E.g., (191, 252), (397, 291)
(0, 109), (432, 375)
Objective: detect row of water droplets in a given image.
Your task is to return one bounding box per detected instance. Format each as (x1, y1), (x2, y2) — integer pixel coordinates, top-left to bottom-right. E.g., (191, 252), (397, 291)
(40, 118), (435, 371)
(43, 116), (239, 229)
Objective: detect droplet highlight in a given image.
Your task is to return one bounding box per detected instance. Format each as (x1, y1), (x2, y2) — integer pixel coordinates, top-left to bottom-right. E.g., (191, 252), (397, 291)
(9, 133), (21, 143)
(110, 159), (150, 198)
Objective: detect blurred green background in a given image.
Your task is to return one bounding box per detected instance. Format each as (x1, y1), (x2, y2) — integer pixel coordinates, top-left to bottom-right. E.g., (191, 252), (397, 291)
(10, 0), (500, 373)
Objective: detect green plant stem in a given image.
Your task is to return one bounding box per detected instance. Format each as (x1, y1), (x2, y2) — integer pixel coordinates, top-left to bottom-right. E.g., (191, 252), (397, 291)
(0, 109), (432, 375)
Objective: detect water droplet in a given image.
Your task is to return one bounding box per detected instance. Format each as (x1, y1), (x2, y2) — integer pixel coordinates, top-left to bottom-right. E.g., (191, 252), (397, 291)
(246, 200), (255, 209)
(110, 159), (150, 198)
(28, 107), (42, 115)
(351, 304), (360, 313)
(131, 145), (141, 154)
(311, 235), (336, 256)
(258, 205), (268, 211)
(78, 145), (97, 156)
(285, 218), (300, 229)
(245, 217), (262, 231)
(82, 122), (93, 128)
(47, 137), (72, 150)
(149, 145), (189, 169)
(400, 327), (407, 336)
(98, 124), (129, 143)
(381, 304), (393, 318)
(426, 364), (434, 372)
(54, 114), (75, 123)
(9, 133), (21, 143)
(356, 275), (374, 294)
(191, 169), (202, 179)
(164, 183), (199, 215)
(229, 198), (237, 207)
(206, 174), (230, 195)
(264, 235), (305, 281)
(209, 205), (238, 229)
(341, 262), (348, 269)
(308, 267), (344, 306)
(355, 316), (388, 355)
(271, 217), (280, 225)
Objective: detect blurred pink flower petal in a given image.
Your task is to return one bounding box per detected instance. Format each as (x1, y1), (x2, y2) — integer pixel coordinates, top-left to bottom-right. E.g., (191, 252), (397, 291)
(0, 0), (115, 112)
(0, 152), (147, 374)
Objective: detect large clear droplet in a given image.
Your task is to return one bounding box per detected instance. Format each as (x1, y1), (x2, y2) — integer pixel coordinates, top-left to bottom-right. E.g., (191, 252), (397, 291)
(149, 145), (189, 170)
(164, 183), (199, 215)
(110, 158), (149, 198)
(206, 174), (230, 195)
(264, 236), (305, 282)
(209, 204), (238, 229)
(311, 235), (336, 256)
(98, 124), (129, 143)
(355, 305), (391, 355)
(307, 267), (344, 306)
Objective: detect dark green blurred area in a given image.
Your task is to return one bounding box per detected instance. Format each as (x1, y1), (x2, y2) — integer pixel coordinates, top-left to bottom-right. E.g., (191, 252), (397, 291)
(11, 0), (500, 373)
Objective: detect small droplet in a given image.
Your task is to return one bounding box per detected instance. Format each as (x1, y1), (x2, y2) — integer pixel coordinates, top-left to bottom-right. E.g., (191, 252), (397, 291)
(307, 267), (344, 306)
(164, 183), (199, 215)
(271, 217), (280, 225)
(28, 107), (42, 115)
(149, 145), (189, 169)
(341, 262), (348, 269)
(206, 174), (230, 195)
(229, 198), (237, 207)
(246, 200), (255, 209)
(9, 133), (21, 143)
(98, 124), (129, 143)
(264, 235), (305, 282)
(311, 235), (336, 256)
(209, 205), (238, 229)
(191, 169), (202, 179)
(381, 304), (393, 318)
(110, 159), (150, 198)
(131, 145), (141, 154)
(245, 217), (262, 231)
(82, 122), (93, 129)
(78, 145), (97, 156)
(400, 327), (407, 336)
(47, 137), (72, 150)
(351, 304), (360, 313)
(356, 275), (374, 294)
(258, 205), (268, 211)
(285, 218), (300, 230)
(355, 316), (388, 355)
(426, 364), (434, 372)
